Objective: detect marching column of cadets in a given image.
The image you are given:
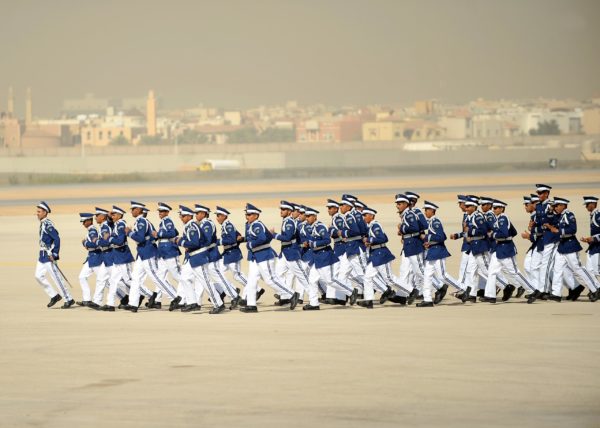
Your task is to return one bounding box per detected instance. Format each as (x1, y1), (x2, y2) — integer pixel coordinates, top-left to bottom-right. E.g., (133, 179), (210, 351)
(34, 185), (600, 312)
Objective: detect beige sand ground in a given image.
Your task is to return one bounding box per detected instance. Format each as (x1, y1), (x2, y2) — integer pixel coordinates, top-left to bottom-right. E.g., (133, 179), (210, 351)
(0, 171), (598, 427)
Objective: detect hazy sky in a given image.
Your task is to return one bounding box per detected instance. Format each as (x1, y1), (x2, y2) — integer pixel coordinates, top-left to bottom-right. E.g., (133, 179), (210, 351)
(2, 0), (599, 117)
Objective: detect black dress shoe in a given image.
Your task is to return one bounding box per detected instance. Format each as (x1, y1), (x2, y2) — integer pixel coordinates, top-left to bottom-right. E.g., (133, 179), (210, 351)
(235, 287), (240, 295)
(467, 296), (476, 303)
(589, 291), (599, 303)
(357, 300), (374, 309)
(571, 284), (585, 301)
(219, 291), (226, 301)
(210, 304), (226, 314)
(297, 299), (304, 304)
(357, 293), (364, 299)
(290, 292), (300, 310)
(138, 296), (145, 308)
(527, 289), (540, 304)
(181, 303), (199, 312)
(515, 286), (526, 298)
(100, 305), (115, 312)
(61, 299), (75, 309)
(502, 284), (515, 302)
(460, 287), (471, 303)
(539, 292), (549, 300)
(169, 296), (182, 311)
(349, 288), (359, 306)
(388, 295), (407, 305)
(407, 288), (419, 305)
(379, 287), (394, 304)
(256, 288), (265, 302)
(547, 294), (562, 302)
(302, 304), (320, 311)
(333, 299), (347, 306)
(416, 301), (434, 307)
(126, 305), (138, 313)
(239, 298), (247, 307)
(434, 284), (448, 304)
(88, 302), (100, 310)
(150, 302), (162, 309)
(229, 296), (241, 310)
(479, 296), (496, 303)
(47, 294), (62, 308)
(121, 294), (131, 307)
(273, 294), (281, 300)
(76, 300), (92, 307)
(476, 289), (485, 297)
(240, 305), (258, 313)
(274, 298), (291, 306)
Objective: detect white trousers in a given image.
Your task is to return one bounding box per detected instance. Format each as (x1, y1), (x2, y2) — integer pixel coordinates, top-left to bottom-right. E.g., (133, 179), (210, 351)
(129, 258), (177, 307)
(551, 252), (600, 297)
(538, 243), (558, 293)
(221, 260), (248, 288)
(308, 263), (353, 297)
(364, 262), (408, 301)
(93, 264), (128, 305)
(276, 256), (311, 299)
(423, 258), (464, 303)
(484, 255), (536, 298)
(587, 252), (600, 277)
(528, 249), (544, 291)
(466, 252), (507, 296)
(106, 263), (137, 306)
(245, 258), (294, 307)
(78, 262), (106, 302)
(396, 253), (423, 295)
(155, 257), (182, 302)
(35, 261), (72, 300)
(524, 250), (533, 284)
(178, 262), (218, 307)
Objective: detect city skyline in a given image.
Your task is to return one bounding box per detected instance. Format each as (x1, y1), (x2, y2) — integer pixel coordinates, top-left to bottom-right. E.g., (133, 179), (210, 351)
(2, 0), (599, 117)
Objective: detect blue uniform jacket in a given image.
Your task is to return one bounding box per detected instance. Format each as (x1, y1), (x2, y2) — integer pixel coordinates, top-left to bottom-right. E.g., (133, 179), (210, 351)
(156, 216), (181, 259)
(218, 219), (243, 264)
(400, 208), (424, 257)
(98, 221), (114, 267)
(330, 212), (347, 258)
(38, 218), (60, 263)
(425, 216), (451, 261)
(484, 210), (497, 253)
(245, 220), (277, 263)
(179, 220), (210, 267)
(366, 220), (395, 267)
(352, 209), (368, 236)
(557, 210), (582, 254)
(128, 216), (157, 261)
(466, 211), (490, 255)
(588, 209), (600, 256)
(199, 219), (221, 263)
(453, 213), (471, 254)
(413, 207), (429, 233)
(298, 221), (314, 264)
(492, 213), (517, 259)
(309, 221), (338, 269)
(274, 216), (301, 261)
(83, 225), (103, 268)
(340, 211), (366, 257)
(535, 200), (559, 246)
(109, 219), (135, 265)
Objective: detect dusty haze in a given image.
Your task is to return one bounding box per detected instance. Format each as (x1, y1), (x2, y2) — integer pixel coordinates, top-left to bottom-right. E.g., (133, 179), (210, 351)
(2, 0), (600, 117)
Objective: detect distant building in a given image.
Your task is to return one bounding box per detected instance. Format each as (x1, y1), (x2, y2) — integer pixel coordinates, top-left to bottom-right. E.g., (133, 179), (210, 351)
(414, 100), (436, 116)
(438, 117), (471, 140)
(146, 90), (157, 136)
(224, 111), (242, 126)
(0, 114), (21, 148)
(583, 108), (600, 135)
(362, 120), (445, 142)
(296, 117), (362, 143)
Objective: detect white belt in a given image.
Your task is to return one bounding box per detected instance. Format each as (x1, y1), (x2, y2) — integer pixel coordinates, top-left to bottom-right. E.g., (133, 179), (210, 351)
(250, 243), (271, 253)
(495, 237), (513, 242)
(402, 232), (420, 238)
(313, 245), (330, 251)
(111, 244), (127, 249)
(370, 244), (386, 250)
(346, 236), (362, 242)
(333, 237), (342, 243)
(223, 244), (238, 251)
(188, 243), (216, 256)
(470, 236), (485, 241)
(560, 234), (574, 239)
(157, 238), (172, 243)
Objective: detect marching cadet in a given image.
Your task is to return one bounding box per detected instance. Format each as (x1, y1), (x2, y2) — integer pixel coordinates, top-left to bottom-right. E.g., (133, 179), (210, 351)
(34, 201), (74, 308)
(297, 205), (329, 302)
(532, 184), (560, 297)
(450, 195), (472, 292)
(393, 193), (421, 303)
(194, 204), (241, 309)
(480, 196), (510, 297)
(357, 207), (409, 308)
(327, 199), (356, 303)
(580, 196), (600, 284)
(124, 201), (178, 312)
(343, 194), (370, 271)
(546, 198), (600, 302)
(520, 195), (541, 298)
(463, 196), (509, 302)
(420, 201), (469, 307)
(240, 203), (299, 313)
(174, 205), (222, 313)
(148, 202), (182, 309)
(92, 207), (129, 309)
(270, 200), (311, 304)
(304, 206), (358, 308)
(481, 200), (538, 304)
(77, 212), (102, 307)
(215, 206), (249, 293)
